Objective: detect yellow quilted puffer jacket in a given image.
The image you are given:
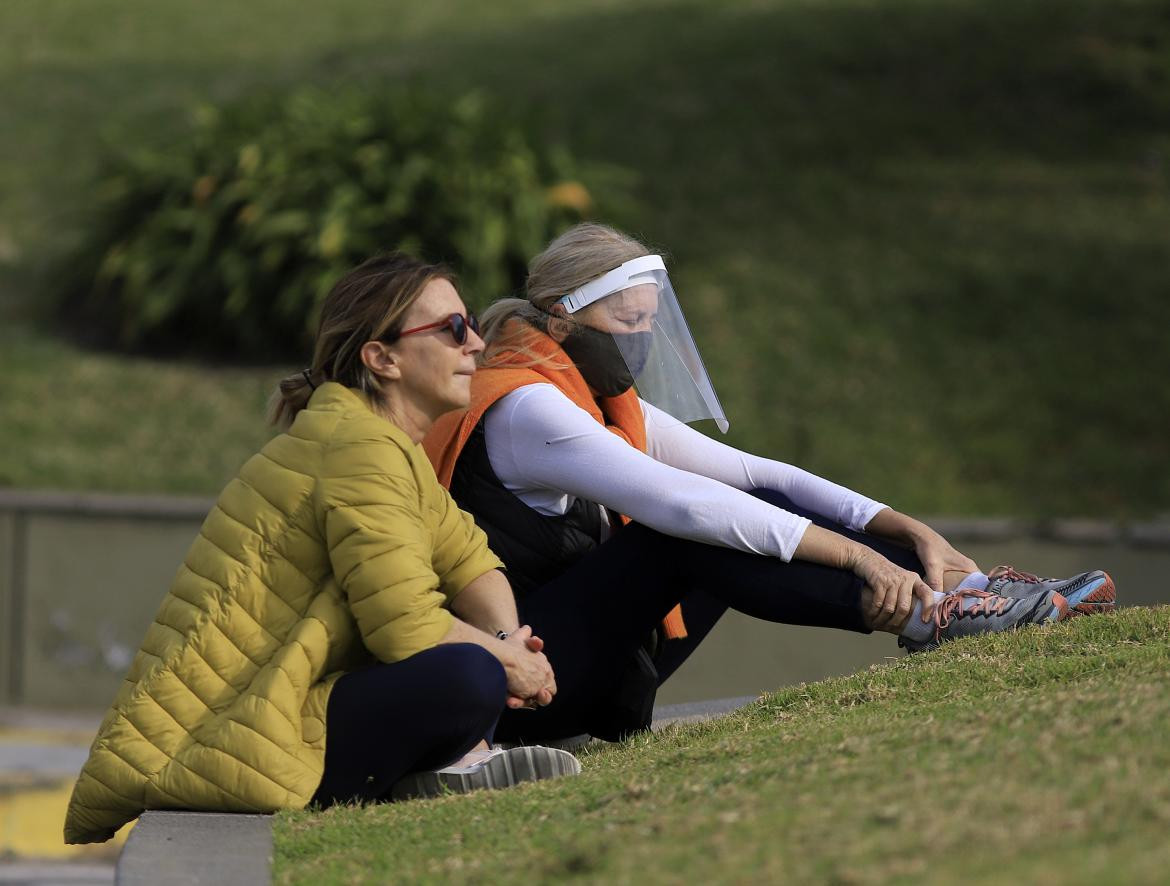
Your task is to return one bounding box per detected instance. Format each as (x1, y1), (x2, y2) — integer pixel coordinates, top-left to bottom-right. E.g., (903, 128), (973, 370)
(64, 383), (502, 844)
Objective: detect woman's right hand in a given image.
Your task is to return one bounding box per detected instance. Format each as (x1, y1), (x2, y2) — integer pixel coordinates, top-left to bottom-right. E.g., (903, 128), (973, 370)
(850, 549), (936, 633)
(500, 625), (557, 709)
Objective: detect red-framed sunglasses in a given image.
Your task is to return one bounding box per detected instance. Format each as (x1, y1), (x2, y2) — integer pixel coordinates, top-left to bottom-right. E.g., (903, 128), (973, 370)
(391, 312), (480, 345)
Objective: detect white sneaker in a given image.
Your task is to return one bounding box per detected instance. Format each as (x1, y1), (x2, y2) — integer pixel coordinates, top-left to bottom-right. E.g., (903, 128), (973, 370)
(390, 745), (581, 801)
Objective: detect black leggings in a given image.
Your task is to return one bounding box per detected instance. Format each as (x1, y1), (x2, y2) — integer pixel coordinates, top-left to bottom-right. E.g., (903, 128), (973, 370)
(497, 489), (924, 742)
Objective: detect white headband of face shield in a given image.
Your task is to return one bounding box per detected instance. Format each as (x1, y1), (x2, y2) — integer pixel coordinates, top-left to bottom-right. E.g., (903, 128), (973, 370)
(556, 255), (667, 313)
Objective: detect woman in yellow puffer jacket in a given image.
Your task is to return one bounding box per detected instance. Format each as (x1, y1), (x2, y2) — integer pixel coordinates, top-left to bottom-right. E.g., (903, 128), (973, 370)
(64, 253), (579, 845)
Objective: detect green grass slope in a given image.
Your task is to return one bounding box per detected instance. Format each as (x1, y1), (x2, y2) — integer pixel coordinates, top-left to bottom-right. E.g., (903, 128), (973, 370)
(274, 607), (1170, 884)
(2, 0), (1169, 513)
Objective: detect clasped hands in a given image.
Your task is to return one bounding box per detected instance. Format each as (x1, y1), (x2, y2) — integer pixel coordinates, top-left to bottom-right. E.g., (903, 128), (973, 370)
(500, 625), (556, 709)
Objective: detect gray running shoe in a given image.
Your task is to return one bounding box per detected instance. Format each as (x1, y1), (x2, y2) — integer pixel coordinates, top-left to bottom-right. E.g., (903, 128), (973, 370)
(496, 734), (593, 753)
(985, 565), (1116, 616)
(390, 745), (581, 801)
(899, 587), (1069, 653)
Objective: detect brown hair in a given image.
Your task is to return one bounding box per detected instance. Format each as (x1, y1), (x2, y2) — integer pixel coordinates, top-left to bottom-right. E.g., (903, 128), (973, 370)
(478, 223), (651, 366)
(268, 252), (455, 429)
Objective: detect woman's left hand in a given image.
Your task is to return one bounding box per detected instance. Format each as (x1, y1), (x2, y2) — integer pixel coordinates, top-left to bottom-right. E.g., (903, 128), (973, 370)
(912, 526), (979, 594)
(866, 508), (980, 594)
(502, 627), (556, 709)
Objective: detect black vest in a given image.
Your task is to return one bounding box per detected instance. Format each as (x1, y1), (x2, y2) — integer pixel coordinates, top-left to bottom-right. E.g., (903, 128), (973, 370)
(450, 420), (605, 597)
(449, 419), (660, 740)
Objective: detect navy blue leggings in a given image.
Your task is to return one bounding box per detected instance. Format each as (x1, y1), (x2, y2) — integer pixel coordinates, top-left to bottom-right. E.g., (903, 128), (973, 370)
(496, 489), (924, 742)
(313, 643), (506, 806)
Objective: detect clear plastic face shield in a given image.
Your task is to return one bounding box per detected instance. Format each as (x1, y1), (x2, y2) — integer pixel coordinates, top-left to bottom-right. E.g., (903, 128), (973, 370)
(557, 255), (729, 433)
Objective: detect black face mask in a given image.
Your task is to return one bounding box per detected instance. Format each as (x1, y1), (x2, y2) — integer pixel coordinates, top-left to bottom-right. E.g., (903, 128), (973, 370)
(561, 326), (653, 397)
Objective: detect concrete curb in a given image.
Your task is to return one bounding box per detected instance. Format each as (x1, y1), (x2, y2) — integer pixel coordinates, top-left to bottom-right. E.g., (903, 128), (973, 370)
(651, 695), (758, 728)
(110, 697), (756, 885)
(115, 812), (273, 886)
(0, 862), (115, 884)
(0, 489), (215, 521)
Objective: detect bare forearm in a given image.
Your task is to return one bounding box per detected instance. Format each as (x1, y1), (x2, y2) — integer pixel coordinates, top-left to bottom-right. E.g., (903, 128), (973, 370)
(792, 523), (870, 571)
(449, 568), (519, 636)
(863, 507), (929, 547)
(438, 615), (511, 661)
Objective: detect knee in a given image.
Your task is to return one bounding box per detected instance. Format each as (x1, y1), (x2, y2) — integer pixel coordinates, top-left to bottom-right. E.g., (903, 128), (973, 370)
(439, 644), (508, 715)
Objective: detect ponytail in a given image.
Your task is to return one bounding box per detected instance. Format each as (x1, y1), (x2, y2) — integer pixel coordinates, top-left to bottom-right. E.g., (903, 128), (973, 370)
(267, 368), (319, 430)
(478, 298), (549, 361)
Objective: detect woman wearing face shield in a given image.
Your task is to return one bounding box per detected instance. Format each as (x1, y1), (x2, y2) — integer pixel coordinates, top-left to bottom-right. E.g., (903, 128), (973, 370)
(423, 223), (1116, 744)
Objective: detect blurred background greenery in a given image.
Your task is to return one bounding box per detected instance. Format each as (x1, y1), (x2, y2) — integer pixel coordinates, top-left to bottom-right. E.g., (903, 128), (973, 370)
(1, 0), (1168, 516)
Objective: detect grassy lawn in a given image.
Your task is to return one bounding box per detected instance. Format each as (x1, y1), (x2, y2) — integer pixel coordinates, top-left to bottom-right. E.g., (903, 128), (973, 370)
(2, 0), (1169, 514)
(274, 606), (1170, 884)
(0, 325), (275, 493)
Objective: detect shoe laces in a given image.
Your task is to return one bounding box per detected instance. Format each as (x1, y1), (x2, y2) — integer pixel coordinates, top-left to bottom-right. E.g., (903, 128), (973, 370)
(933, 588), (1011, 642)
(987, 564), (1047, 583)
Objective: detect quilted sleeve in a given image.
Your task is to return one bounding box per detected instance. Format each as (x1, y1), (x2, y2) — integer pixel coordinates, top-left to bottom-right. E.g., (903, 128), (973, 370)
(429, 475), (505, 600)
(317, 432), (454, 663)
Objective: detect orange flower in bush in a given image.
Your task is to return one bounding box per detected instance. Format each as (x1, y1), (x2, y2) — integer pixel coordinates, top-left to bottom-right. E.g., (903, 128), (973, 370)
(546, 181), (592, 213)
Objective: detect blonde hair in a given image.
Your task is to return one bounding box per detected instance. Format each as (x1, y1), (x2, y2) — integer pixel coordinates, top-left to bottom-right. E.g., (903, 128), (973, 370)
(478, 223), (652, 365)
(267, 252), (454, 429)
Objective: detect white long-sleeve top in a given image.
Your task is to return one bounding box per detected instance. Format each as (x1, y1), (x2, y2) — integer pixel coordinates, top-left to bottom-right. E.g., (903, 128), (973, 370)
(482, 384), (888, 562)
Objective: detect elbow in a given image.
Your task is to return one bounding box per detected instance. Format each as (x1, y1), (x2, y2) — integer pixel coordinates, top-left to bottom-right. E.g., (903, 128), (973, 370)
(362, 609), (453, 663)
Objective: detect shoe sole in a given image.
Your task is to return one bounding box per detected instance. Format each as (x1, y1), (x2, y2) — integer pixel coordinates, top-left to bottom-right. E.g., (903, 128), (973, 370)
(1047, 591), (1070, 622)
(390, 746), (582, 801)
(1061, 572), (1116, 617)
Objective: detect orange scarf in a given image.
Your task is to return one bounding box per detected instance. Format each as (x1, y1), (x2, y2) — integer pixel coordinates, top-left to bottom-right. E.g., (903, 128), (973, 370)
(424, 321), (686, 639)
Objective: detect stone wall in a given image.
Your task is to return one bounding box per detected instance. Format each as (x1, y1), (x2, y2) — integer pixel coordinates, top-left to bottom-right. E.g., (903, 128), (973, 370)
(2, 489), (1167, 709)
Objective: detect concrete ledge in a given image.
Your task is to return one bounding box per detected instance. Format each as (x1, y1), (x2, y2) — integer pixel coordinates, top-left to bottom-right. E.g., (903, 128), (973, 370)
(652, 696), (758, 728)
(0, 707), (102, 734)
(0, 489), (214, 521)
(1040, 518), (1125, 545)
(115, 812), (272, 886)
(1128, 522), (1170, 548)
(0, 862), (114, 884)
(2, 489), (1168, 546)
(923, 516), (1170, 546)
(924, 517), (1028, 542)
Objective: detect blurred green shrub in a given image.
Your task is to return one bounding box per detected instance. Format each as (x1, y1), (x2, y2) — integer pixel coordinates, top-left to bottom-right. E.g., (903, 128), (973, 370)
(61, 88), (594, 358)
